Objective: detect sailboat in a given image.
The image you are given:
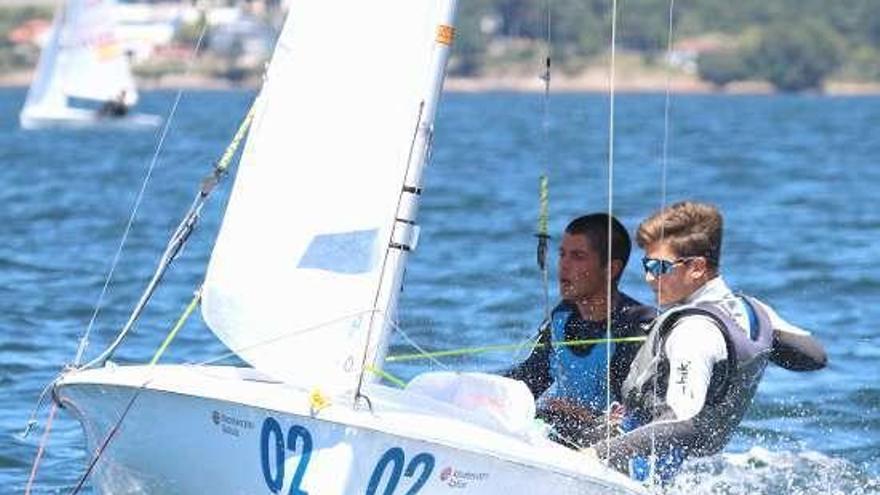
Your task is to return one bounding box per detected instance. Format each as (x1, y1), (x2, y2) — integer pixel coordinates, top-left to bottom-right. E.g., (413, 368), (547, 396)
(52, 1), (646, 493)
(19, 0), (161, 130)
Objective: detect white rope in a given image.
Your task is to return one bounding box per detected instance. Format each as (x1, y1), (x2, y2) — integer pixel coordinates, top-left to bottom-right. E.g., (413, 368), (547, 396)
(72, 24), (209, 366)
(193, 308), (448, 372)
(648, 0), (678, 485)
(539, 0), (553, 325)
(604, 0), (620, 458)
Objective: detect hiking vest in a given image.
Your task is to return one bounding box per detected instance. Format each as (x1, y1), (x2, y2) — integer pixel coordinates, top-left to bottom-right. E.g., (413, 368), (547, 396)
(543, 301), (651, 411)
(621, 294), (773, 456)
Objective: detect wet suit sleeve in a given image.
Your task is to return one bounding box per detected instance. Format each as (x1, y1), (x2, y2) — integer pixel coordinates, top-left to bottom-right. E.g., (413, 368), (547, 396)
(502, 323), (553, 398)
(755, 301), (827, 371)
(771, 329), (827, 371)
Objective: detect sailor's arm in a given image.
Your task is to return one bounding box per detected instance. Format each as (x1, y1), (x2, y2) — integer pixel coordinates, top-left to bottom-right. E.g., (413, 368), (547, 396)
(755, 300), (827, 371)
(502, 323), (553, 398)
(595, 318), (725, 471)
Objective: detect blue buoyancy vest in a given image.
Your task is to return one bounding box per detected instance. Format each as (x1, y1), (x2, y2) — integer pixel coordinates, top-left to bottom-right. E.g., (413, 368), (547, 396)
(543, 305), (611, 411)
(541, 298), (652, 412)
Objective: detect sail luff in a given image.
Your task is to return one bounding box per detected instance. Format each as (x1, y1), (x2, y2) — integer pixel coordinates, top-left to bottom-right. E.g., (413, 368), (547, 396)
(21, 2), (66, 116)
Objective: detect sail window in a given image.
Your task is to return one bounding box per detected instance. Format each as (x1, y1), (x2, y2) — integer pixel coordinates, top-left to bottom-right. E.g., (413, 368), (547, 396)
(297, 228), (380, 274)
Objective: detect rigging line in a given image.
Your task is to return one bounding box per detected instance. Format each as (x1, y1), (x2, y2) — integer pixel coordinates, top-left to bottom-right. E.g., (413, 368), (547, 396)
(20, 375), (60, 439)
(68, 381), (151, 495)
(80, 103), (256, 370)
(649, 0), (678, 485)
(604, 0), (620, 459)
(72, 22), (209, 367)
(354, 101), (427, 400)
(23, 403), (58, 495)
(365, 365), (408, 389)
(385, 336), (647, 363)
(149, 287), (202, 365)
(385, 317), (449, 370)
(193, 309), (384, 366)
(535, 0), (553, 325)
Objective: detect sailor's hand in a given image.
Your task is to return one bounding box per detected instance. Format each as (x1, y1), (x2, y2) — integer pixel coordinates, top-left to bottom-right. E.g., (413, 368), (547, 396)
(542, 398), (596, 423)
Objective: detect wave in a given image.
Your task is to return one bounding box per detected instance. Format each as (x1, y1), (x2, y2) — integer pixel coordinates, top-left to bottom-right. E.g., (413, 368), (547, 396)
(667, 447), (880, 495)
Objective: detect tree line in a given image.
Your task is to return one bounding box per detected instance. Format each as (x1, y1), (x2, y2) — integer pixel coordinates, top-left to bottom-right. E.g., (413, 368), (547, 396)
(453, 0), (879, 91)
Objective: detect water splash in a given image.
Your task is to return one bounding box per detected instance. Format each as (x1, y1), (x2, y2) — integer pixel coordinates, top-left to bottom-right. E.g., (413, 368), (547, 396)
(666, 447), (880, 495)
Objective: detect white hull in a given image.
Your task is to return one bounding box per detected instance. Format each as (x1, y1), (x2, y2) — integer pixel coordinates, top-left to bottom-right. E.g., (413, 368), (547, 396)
(20, 106), (161, 131)
(55, 365), (647, 495)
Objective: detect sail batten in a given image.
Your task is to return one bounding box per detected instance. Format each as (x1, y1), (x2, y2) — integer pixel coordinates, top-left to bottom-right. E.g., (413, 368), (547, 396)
(202, 0), (455, 397)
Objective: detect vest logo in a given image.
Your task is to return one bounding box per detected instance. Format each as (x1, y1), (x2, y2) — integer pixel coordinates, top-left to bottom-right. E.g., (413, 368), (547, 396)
(438, 466), (489, 489)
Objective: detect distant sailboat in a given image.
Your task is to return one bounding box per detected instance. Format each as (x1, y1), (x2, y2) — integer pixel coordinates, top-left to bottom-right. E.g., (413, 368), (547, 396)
(19, 0), (161, 130)
(50, 1), (646, 493)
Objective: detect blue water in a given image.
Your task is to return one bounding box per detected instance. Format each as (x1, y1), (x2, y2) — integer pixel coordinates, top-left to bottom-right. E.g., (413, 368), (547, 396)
(1, 87), (879, 494)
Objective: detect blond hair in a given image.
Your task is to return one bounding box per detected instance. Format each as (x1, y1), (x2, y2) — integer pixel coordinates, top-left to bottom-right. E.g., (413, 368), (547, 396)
(636, 201), (723, 269)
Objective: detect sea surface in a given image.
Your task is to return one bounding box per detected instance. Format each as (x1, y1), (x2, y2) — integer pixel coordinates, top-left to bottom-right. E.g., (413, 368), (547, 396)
(1, 87), (879, 494)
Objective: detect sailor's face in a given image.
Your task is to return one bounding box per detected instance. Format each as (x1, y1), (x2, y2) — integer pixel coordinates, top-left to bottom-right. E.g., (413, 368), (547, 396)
(643, 241), (694, 306)
(558, 233), (607, 302)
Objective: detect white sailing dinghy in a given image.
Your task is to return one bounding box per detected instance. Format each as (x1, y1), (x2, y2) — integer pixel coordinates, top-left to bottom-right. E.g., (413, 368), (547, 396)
(53, 1), (646, 493)
(19, 0), (161, 130)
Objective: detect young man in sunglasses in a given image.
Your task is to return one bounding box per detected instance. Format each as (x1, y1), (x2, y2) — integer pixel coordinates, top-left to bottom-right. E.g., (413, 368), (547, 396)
(588, 201), (826, 482)
(505, 213), (655, 446)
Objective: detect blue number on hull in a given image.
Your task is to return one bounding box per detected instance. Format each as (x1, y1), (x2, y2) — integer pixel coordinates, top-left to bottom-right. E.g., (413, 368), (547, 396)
(287, 425), (312, 495)
(403, 453), (434, 495)
(260, 418), (285, 493)
(259, 417), (314, 494)
(366, 448), (435, 495)
(365, 447), (404, 495)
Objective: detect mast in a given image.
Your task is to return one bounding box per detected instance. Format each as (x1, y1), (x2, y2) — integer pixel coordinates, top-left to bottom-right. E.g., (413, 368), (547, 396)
(357, 0), (460, 397)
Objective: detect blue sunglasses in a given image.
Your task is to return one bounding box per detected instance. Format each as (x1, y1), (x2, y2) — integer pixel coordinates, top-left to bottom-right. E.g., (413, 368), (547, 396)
(641, 256), (700, 277)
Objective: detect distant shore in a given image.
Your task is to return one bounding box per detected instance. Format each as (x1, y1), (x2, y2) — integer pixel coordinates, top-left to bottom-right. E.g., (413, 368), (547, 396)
(3, 69), (880, 95)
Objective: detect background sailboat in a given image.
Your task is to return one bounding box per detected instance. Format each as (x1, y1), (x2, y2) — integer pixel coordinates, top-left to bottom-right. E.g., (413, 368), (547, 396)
(19, 0), (161, 130)
(50, 0), (646, 493)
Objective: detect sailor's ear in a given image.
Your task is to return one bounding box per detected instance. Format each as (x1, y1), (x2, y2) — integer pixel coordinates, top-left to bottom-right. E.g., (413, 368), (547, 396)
(609, 259), (624, 281)
(689, 257), (709, 279)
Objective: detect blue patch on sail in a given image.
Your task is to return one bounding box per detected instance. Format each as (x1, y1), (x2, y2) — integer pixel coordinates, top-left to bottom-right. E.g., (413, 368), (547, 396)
(297, 229), (379, 274)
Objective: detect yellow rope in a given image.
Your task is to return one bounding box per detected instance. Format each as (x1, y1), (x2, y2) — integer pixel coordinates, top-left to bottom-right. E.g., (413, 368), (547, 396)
(365, 364), (407, 388)
(146, 105), (255, 367)
(385, 336), (647, 363)
(149, 288), (201, 365)
(217, 104), (257, 173)
(538, 174), (549, 236)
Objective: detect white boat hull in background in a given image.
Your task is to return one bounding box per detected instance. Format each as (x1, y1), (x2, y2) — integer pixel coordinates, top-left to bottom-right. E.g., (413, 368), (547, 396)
(20, 107), (162, 131)
(55, 365), (647, 495)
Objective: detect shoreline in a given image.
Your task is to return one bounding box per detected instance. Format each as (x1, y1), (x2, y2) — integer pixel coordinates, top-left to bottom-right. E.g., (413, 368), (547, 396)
(3, 70), (880, 95)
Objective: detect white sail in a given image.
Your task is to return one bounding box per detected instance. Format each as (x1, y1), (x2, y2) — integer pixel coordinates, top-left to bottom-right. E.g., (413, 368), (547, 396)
(21, 3), (66, 114)
(202, 0), (455, 397)
(20, 0), (150, 129)
(56, 0), (138, 105)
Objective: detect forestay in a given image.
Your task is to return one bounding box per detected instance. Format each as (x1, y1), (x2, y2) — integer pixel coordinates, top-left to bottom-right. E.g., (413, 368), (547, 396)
(203, 1), (453, 397)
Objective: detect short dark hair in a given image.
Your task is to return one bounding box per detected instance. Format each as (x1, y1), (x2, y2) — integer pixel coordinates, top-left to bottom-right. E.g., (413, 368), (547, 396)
(565, 213), (632, 283)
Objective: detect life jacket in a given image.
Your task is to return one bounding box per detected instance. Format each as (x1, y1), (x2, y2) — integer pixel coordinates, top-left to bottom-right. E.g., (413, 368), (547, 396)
(621, 294), (774, 457)
(542, 300), (651, 412)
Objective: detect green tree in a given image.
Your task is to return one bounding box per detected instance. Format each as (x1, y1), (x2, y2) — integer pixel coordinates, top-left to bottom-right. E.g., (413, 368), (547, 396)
(697, 49), (751, 88)
(450, 0), (494, 76)
(750, 20), (844, 91)
(551, 0), (606, 58)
